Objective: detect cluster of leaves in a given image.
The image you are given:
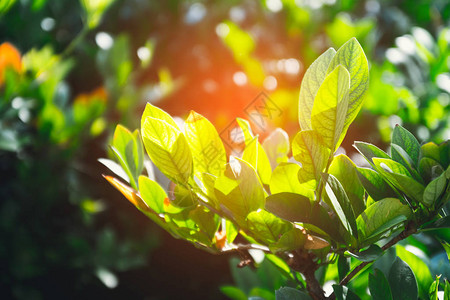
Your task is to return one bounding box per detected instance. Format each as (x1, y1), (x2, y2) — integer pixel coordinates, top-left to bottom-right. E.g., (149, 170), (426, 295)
(105, 37), (450, 299)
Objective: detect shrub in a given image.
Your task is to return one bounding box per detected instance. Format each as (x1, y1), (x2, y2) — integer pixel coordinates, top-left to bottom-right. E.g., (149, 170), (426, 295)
(103, 37), (450, 299)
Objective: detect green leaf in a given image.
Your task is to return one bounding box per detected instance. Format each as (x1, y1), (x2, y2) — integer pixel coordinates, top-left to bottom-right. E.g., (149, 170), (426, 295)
(327, 38), (369, 130)
(276, 287), (312, 300)
(311, 65), (350, 151)
(298, 48), (336, 131)
(293, 130), (330, 187)
(184, 110), (227, 178)
(338, 255), (350, 282)
(369, 268), (393, 300)
(220, 286), (247, 300)
(332, 285), (361, 300)
(142, 117), (192, 183)
(356, 167), (397, 201)
(353, 141), (390, 166)
(421, 215), (450, 231)
(328, 155), (365, 216)
(262, 128), (290, 169)
(428, 276), (440, 300)
(80, 0), (115, 29)
(423, 172), (447, 207)
(372, 158), (425, 204)
(141, 102), (179, 130)
(138, 175), (168, 214)
(418, 157), (443, 183)
(388, 257), (418, 300)
(390, 144), (422, 182)
(214, 158), (265, 225)
(269, 163), (314, 199)
(356, 198), (411, 244)
(322, 173), (358, 240)
(242, 136), (272, 186)
(392, 125), (421, 167)
(347, 244), (383, 262)
(445, 279), (450, 300)
(265, 192), (343, 242)
(189, 206), (220, 241)
(111, 125), (144, 189)
(270, 228), (307, 252)
(396, 244), (433, 299)
(246, 209), (292, 244)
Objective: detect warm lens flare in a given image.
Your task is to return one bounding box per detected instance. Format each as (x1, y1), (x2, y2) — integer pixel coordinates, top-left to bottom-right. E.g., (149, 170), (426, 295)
(0, 42), (22, 85)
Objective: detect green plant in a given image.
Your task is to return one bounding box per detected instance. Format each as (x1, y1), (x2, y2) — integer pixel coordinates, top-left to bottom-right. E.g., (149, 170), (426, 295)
(103, 37), (450, 299)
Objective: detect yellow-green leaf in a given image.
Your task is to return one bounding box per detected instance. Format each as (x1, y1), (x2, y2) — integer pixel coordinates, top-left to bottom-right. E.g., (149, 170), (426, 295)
(326, 38), (369, 130)
(142, 117), (192, 183)
(269, 163), (314, 199)
(141, 102), (179, 130)
(299, 48), (336, 130)
(242, 136), (272, 186)
(214, 158), (265, 225)
(184, 110), (226, 178)
(311, 65), (350, 151)
(292, 130), (330, 187)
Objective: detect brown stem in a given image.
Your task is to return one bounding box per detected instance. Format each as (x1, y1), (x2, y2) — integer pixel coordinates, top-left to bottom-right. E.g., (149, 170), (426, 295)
(327, 222), (417, 299)
(304, 268), (327, 300)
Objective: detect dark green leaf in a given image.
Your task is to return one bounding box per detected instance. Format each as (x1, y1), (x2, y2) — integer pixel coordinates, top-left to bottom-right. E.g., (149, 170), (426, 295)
(347, 244), (383, 262)
(356, 167), (397, 201)
(356, 198), (411, 245)
(423, 173), (447, 207)
(276, 287), (312, 300)
(421, 215), (450, 231)
(391, 144), (422, 182)
(332, 285), (361, 300)
(369, 268), (393, 300)
(388, 257), (418, 300)
(338, 255), (350, 282)
(322, 173), (358, 240)
(419, 157), (443, 183)
(270, 228), (306, 252)
(392, 124), (421, 167)
(328, 155), (365, 216)
(353, 141), (390, 166)
(265, 192), (343, 242)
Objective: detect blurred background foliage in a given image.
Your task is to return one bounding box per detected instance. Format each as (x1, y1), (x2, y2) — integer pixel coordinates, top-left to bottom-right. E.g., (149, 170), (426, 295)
(0, 0), (449, 299)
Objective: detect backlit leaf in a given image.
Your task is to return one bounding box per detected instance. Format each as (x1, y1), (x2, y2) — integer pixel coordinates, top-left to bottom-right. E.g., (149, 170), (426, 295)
(327, 38), (369, 130)
(299, 48), (336, 130)
(269, 163), (314, 199)
(293, 130), (330, 187)
(184, 110), (227, 178)
(141, 102), (179, 130)
(246, 209), (292, 244)
(142, 117), (192, 183)
(311, 65), (350, 151)
(242, 136), (272, 186)
(214, 158), (265, 225)
(262, 128), (290, 170)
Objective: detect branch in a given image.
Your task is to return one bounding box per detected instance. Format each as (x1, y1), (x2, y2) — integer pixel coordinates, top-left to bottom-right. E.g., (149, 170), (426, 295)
(327, 222), (417, 299)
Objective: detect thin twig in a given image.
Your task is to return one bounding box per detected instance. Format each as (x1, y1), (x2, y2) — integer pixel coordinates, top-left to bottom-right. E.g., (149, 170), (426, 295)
(327, 222), (417, 299)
